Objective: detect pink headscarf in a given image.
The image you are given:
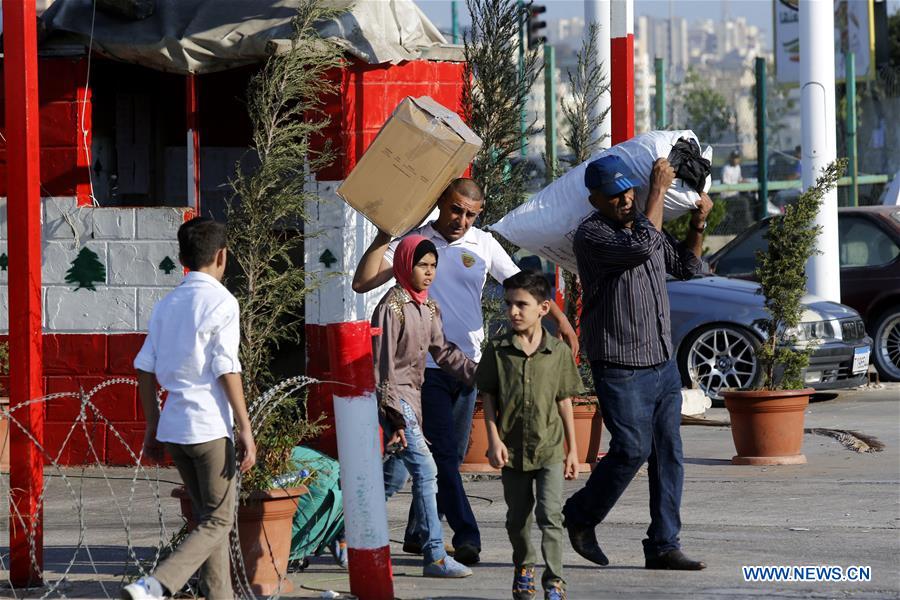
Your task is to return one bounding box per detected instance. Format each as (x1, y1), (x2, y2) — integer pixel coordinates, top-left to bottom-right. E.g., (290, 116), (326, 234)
(393, 234), (437, 305)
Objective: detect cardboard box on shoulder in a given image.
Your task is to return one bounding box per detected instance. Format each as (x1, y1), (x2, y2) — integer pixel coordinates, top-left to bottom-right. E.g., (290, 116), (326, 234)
(337, 96), (482, 237)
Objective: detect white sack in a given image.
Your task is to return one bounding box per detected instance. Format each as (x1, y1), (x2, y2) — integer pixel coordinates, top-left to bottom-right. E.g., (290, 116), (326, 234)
(491, 130), (712, 272)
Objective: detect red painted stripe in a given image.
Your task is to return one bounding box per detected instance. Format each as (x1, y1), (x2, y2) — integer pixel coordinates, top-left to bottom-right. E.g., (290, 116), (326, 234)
(347, 546), (394, 600)
(4, 0), (46, 586)
(611, 34), (635, 145)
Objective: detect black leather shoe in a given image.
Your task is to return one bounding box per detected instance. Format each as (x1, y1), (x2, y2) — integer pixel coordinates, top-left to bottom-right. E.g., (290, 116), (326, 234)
(454, 543), (481, 565)
(645, 549), (706, 570)
(565, 522), (609, 566)
(402, 539), (422, 555)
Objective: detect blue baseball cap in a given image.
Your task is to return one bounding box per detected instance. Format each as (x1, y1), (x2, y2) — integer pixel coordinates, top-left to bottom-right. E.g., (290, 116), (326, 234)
(584, 155), (638, 196)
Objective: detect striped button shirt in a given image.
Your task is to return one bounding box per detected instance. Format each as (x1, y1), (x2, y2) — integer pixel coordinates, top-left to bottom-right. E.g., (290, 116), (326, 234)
(573, 212), (701, 367)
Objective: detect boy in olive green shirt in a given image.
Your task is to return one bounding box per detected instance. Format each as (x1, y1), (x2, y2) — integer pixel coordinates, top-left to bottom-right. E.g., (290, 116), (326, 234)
(477, 272), (584, 600)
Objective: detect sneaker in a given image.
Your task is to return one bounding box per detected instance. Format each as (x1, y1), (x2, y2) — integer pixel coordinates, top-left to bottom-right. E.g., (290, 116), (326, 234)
(512, 566), (536, 599)
(329, 538), (349, 569)
(544, 582), (567, 600)
(121, 577), (164, 600)
(423, 555), (473, 578)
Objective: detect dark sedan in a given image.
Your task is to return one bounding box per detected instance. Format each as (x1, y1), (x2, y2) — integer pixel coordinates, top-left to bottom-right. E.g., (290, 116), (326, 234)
(708, 206), (900, 380)
(668, 276), (871, 400)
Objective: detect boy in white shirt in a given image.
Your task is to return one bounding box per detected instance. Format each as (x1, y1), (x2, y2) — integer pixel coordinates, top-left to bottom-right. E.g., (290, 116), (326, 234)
(122, 217), (256, 600)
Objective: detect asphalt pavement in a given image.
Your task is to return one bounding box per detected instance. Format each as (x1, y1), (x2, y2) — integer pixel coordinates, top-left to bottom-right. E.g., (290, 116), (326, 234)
(1, 384), (898, 599)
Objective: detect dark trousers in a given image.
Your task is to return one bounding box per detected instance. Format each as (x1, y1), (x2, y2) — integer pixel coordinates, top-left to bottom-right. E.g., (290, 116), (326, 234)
(403, 368), (481, 549)
(562, 359), (684, 557)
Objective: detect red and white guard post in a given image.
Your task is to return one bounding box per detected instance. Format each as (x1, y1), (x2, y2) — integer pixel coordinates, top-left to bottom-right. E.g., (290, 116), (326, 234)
(326, 321), (394, 600)
(611, 0), (635, 145)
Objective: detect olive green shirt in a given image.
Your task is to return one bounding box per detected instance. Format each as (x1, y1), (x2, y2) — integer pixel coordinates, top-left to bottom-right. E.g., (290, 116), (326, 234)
(476, 327), (585, 471)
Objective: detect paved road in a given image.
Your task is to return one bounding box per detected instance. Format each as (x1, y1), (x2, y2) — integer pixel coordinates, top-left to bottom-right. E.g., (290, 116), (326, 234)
(1, 385), (897, 599)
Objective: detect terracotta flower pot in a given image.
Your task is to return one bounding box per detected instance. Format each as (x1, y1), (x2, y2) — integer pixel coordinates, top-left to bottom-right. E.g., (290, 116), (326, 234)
(461, 400), (604, 473)
(461, 403), (493, 472)
(173, 485), (307, 595)
(570, 401), (603, 472)
(723, 388), (812, 466)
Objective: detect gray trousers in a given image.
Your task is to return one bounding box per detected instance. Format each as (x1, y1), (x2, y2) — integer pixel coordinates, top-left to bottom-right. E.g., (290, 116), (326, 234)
(501, 462), (565, 589)
(154, 437), (236, 600)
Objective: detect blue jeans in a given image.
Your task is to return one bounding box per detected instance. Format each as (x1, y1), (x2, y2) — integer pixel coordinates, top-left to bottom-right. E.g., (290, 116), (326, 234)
(562, 359), (684, 558)
(394, 369), (481, 550)
(383, 401), (447, 565)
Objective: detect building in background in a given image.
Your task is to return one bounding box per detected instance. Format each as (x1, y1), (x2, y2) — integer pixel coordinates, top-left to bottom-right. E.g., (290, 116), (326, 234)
(532, 11), (798, 163)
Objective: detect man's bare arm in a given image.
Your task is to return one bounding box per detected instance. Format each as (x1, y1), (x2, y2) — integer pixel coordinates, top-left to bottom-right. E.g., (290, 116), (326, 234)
(645, 158), (675, 231)
(351, 230), (395, 293)
(683, 193), (714, 259)
(546, 301), (580, 358)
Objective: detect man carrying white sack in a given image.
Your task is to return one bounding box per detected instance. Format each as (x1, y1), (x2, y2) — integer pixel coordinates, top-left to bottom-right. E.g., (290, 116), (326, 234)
(353, 177), (579, 566)
(563, 155), (712, 571)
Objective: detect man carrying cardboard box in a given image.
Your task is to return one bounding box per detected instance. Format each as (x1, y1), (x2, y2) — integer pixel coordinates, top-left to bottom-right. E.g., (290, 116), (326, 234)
(353, 178), (579, 565)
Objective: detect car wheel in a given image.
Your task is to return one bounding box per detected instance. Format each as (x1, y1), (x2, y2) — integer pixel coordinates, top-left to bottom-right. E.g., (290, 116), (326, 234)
(679, 325), (762, 400)
(872, 307), (900, 382)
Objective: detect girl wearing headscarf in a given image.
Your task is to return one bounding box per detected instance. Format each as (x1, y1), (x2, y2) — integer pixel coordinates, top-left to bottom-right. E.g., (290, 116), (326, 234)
(371, 234), (477, 578)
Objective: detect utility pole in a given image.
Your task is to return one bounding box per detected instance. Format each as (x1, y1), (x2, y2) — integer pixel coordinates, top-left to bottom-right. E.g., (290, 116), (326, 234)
(544, 44), (557, 184)
(585, 0), (612, 148)
(654, 57), (666, 129)
(3, 0), (45, 586)
(451, 0), (460, 44)
(800, 0), (840, 303)
(755, 57), (769, 221)
(846, 52), (858, 207)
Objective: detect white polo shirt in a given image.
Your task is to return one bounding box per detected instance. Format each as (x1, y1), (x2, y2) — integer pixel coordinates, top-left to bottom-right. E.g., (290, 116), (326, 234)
(384, 222), (520, 365)
(134, 271), (242, 445)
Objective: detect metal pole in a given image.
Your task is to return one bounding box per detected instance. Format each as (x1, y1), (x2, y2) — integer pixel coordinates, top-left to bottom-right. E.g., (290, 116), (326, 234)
(545, 45), (557, 184)
(755, 57), (769, 221)
(610, 0), (635, 144)
(518, 0), (527, 157)
(3, 0), (45, 586)
(800, 0), (840, 303)
(846, 51), (858, 208)
(654, 57), (666, 129)
(451, 0), (460, 44)
(328, 321), (394, 600)
(585, 0), (612, 148)
(186, 74), (201, 215)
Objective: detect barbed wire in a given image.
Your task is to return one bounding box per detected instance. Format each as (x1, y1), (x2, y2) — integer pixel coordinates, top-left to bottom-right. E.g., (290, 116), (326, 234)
(0, 375), (321, 599)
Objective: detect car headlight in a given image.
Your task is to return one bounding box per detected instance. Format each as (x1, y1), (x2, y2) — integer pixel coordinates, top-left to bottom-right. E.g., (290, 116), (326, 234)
(787, 320), (837, 342)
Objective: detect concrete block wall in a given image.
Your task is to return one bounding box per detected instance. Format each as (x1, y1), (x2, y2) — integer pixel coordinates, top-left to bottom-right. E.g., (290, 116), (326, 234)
(0, 57), (93, 203)
(1, 196), (189, 465)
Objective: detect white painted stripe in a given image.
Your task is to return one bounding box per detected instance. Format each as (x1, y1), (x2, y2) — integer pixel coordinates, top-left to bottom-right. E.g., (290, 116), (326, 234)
(611, 0), (634, 38)
(186, 129), (197, 209)
(333, 392), (390, 549)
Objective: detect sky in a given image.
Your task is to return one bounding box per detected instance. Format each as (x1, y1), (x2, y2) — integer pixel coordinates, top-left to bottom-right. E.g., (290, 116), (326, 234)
(416, 0), (900, 47)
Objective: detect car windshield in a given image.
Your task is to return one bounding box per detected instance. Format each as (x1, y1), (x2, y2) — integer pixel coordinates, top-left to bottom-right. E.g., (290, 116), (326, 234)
(713, 226), (768, 276)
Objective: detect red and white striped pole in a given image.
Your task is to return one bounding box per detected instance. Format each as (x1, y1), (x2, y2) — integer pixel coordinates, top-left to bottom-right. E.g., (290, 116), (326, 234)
(186, 73), (200, 215)
(611, 0), (635, 144)
(326, 321), (394, 600)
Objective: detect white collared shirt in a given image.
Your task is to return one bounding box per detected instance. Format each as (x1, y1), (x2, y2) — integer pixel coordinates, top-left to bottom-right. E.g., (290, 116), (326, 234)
(384, 222), (520, 364)
(134, 271), (242, 444)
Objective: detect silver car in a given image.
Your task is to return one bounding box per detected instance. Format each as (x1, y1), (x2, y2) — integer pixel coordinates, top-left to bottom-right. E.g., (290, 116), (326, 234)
(669, 275), (872, 400)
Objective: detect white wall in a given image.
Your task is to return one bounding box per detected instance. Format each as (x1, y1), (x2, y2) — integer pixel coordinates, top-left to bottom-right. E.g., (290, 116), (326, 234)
(0, 197), (189, 333)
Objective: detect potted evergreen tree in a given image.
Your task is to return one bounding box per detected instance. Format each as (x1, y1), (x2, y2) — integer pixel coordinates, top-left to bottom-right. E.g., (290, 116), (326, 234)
(171, 2), (342, 594)
(722, 160), (846, 465)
